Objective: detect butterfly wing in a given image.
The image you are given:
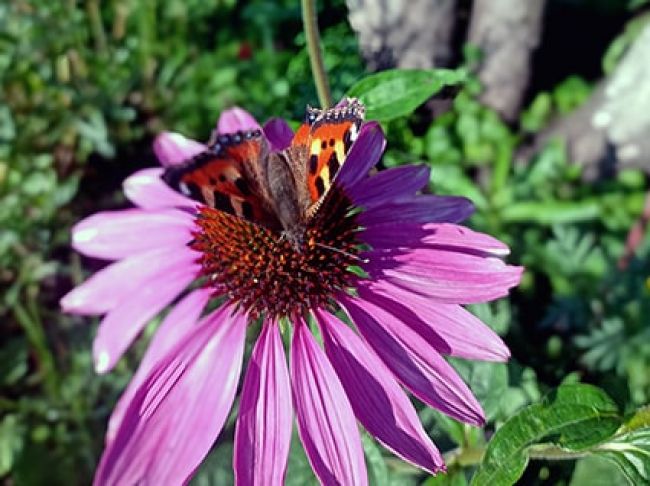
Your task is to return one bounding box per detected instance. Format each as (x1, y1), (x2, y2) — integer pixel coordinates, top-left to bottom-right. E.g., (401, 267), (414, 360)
(291, 98), (365, 205)
(162, 129), (275, 225)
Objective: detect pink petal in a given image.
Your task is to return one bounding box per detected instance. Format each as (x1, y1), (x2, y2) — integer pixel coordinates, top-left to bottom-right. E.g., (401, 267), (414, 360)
(357, 282), (510, 362)
(107, 287), (213, 443)
(94, 303), (247, 486)
(350, 165), (430, 209)
(359, 195), (474, 227)
(335, 122), (386, 191)
(153, 131), (206, 167)
(263, 118), (294, 151)
(291, 317), (367, 486)
(123, 168), (195, 210)
(362, 222), (510, 256)
(339, 294), (485, 426)
(314, 309), (444, 474)
(234, 322), (292, 485)
(93, 254), (200, 373)
(217, 107), (261, 134)
(60, 245), (199, 315)
(71, 208), (195, 260)
(363, 247), (523, 304)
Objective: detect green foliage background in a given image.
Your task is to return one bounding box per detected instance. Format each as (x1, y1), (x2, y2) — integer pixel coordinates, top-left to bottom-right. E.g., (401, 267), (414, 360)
(1, 0), (649, 485)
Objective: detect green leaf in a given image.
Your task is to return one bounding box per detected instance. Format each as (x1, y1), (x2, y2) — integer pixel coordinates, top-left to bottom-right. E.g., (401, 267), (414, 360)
(602, 13), (650, 74)
(623, 406), (650, 432)
(586, 409), (650, 486)
(362, 433), (389, 486)
(190, 443), (235, 486)
(425, 470), (468, 486)
(450, 360), (508, 422)
(571, 455), (629, 486)
(0, 414), (25, 476)
(0, 337), (28, 386)
(347, 69), (467, 121)
(471, 384), (621, 486)
(592, 428), (650, 485)
(285, 433), (319, 486)
(501, 200), (601, 225)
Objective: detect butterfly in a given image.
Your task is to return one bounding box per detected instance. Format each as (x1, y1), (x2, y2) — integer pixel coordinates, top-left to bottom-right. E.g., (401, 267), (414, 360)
(162, 99), (365, 249)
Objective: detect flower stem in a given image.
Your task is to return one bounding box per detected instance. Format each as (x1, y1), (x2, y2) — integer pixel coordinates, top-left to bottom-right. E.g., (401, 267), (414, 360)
(13, 297), (59, 399)
(86, 0), (107, 54)
(301, 0), (332, 108)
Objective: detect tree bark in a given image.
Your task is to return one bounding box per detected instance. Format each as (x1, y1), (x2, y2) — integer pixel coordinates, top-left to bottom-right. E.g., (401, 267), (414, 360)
(346, 0), (457, 70)
(522, 21), (650, 179)
(467, 0), (547, 121)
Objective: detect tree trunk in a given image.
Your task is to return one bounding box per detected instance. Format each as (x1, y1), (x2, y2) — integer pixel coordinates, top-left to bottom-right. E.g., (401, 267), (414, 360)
(467, 0), (547, 121)
(521, 21), (650, 180)
(346, 0), (457, 70)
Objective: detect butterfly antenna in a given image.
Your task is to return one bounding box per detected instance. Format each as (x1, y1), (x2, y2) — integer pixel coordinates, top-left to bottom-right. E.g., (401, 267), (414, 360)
(315, 242), (369, 264)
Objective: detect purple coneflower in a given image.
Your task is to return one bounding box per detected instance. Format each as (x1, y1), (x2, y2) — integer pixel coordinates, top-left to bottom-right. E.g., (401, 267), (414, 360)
(62, 103), (522, 485)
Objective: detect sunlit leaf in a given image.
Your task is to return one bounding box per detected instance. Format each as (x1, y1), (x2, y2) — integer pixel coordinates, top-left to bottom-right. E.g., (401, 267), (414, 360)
(347, 69), (467, 121)
(0, 415), (25, 476)
(586, 407), (650, 485)
(592, 428), (650, 485)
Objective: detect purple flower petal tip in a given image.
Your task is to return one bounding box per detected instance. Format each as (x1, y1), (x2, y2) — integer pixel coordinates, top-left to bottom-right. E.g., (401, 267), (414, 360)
(217, 107), (261, 134)
(153, 132), (206, 167)
(263, 117), (294, 151)
(123, 168), (195, 210)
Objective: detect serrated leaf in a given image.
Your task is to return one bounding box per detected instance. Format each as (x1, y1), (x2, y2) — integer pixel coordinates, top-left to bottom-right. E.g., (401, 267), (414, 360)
(347, 69), (467, 121)
(450, 360), (508, 422)
(471, 384), (621, 486)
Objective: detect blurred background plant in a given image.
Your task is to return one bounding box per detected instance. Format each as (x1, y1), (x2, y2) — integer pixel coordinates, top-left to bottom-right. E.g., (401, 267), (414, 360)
(1, 0), (649, 484)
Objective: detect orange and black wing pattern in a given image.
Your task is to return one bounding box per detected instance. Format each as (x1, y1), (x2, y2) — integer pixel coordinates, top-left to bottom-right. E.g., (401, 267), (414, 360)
(162, 129), (272, 224)
(292, 98), (365, 204)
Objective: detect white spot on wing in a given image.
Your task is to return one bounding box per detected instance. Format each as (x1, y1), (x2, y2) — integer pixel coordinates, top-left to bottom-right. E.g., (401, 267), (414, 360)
(349, 123), (359, 142)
